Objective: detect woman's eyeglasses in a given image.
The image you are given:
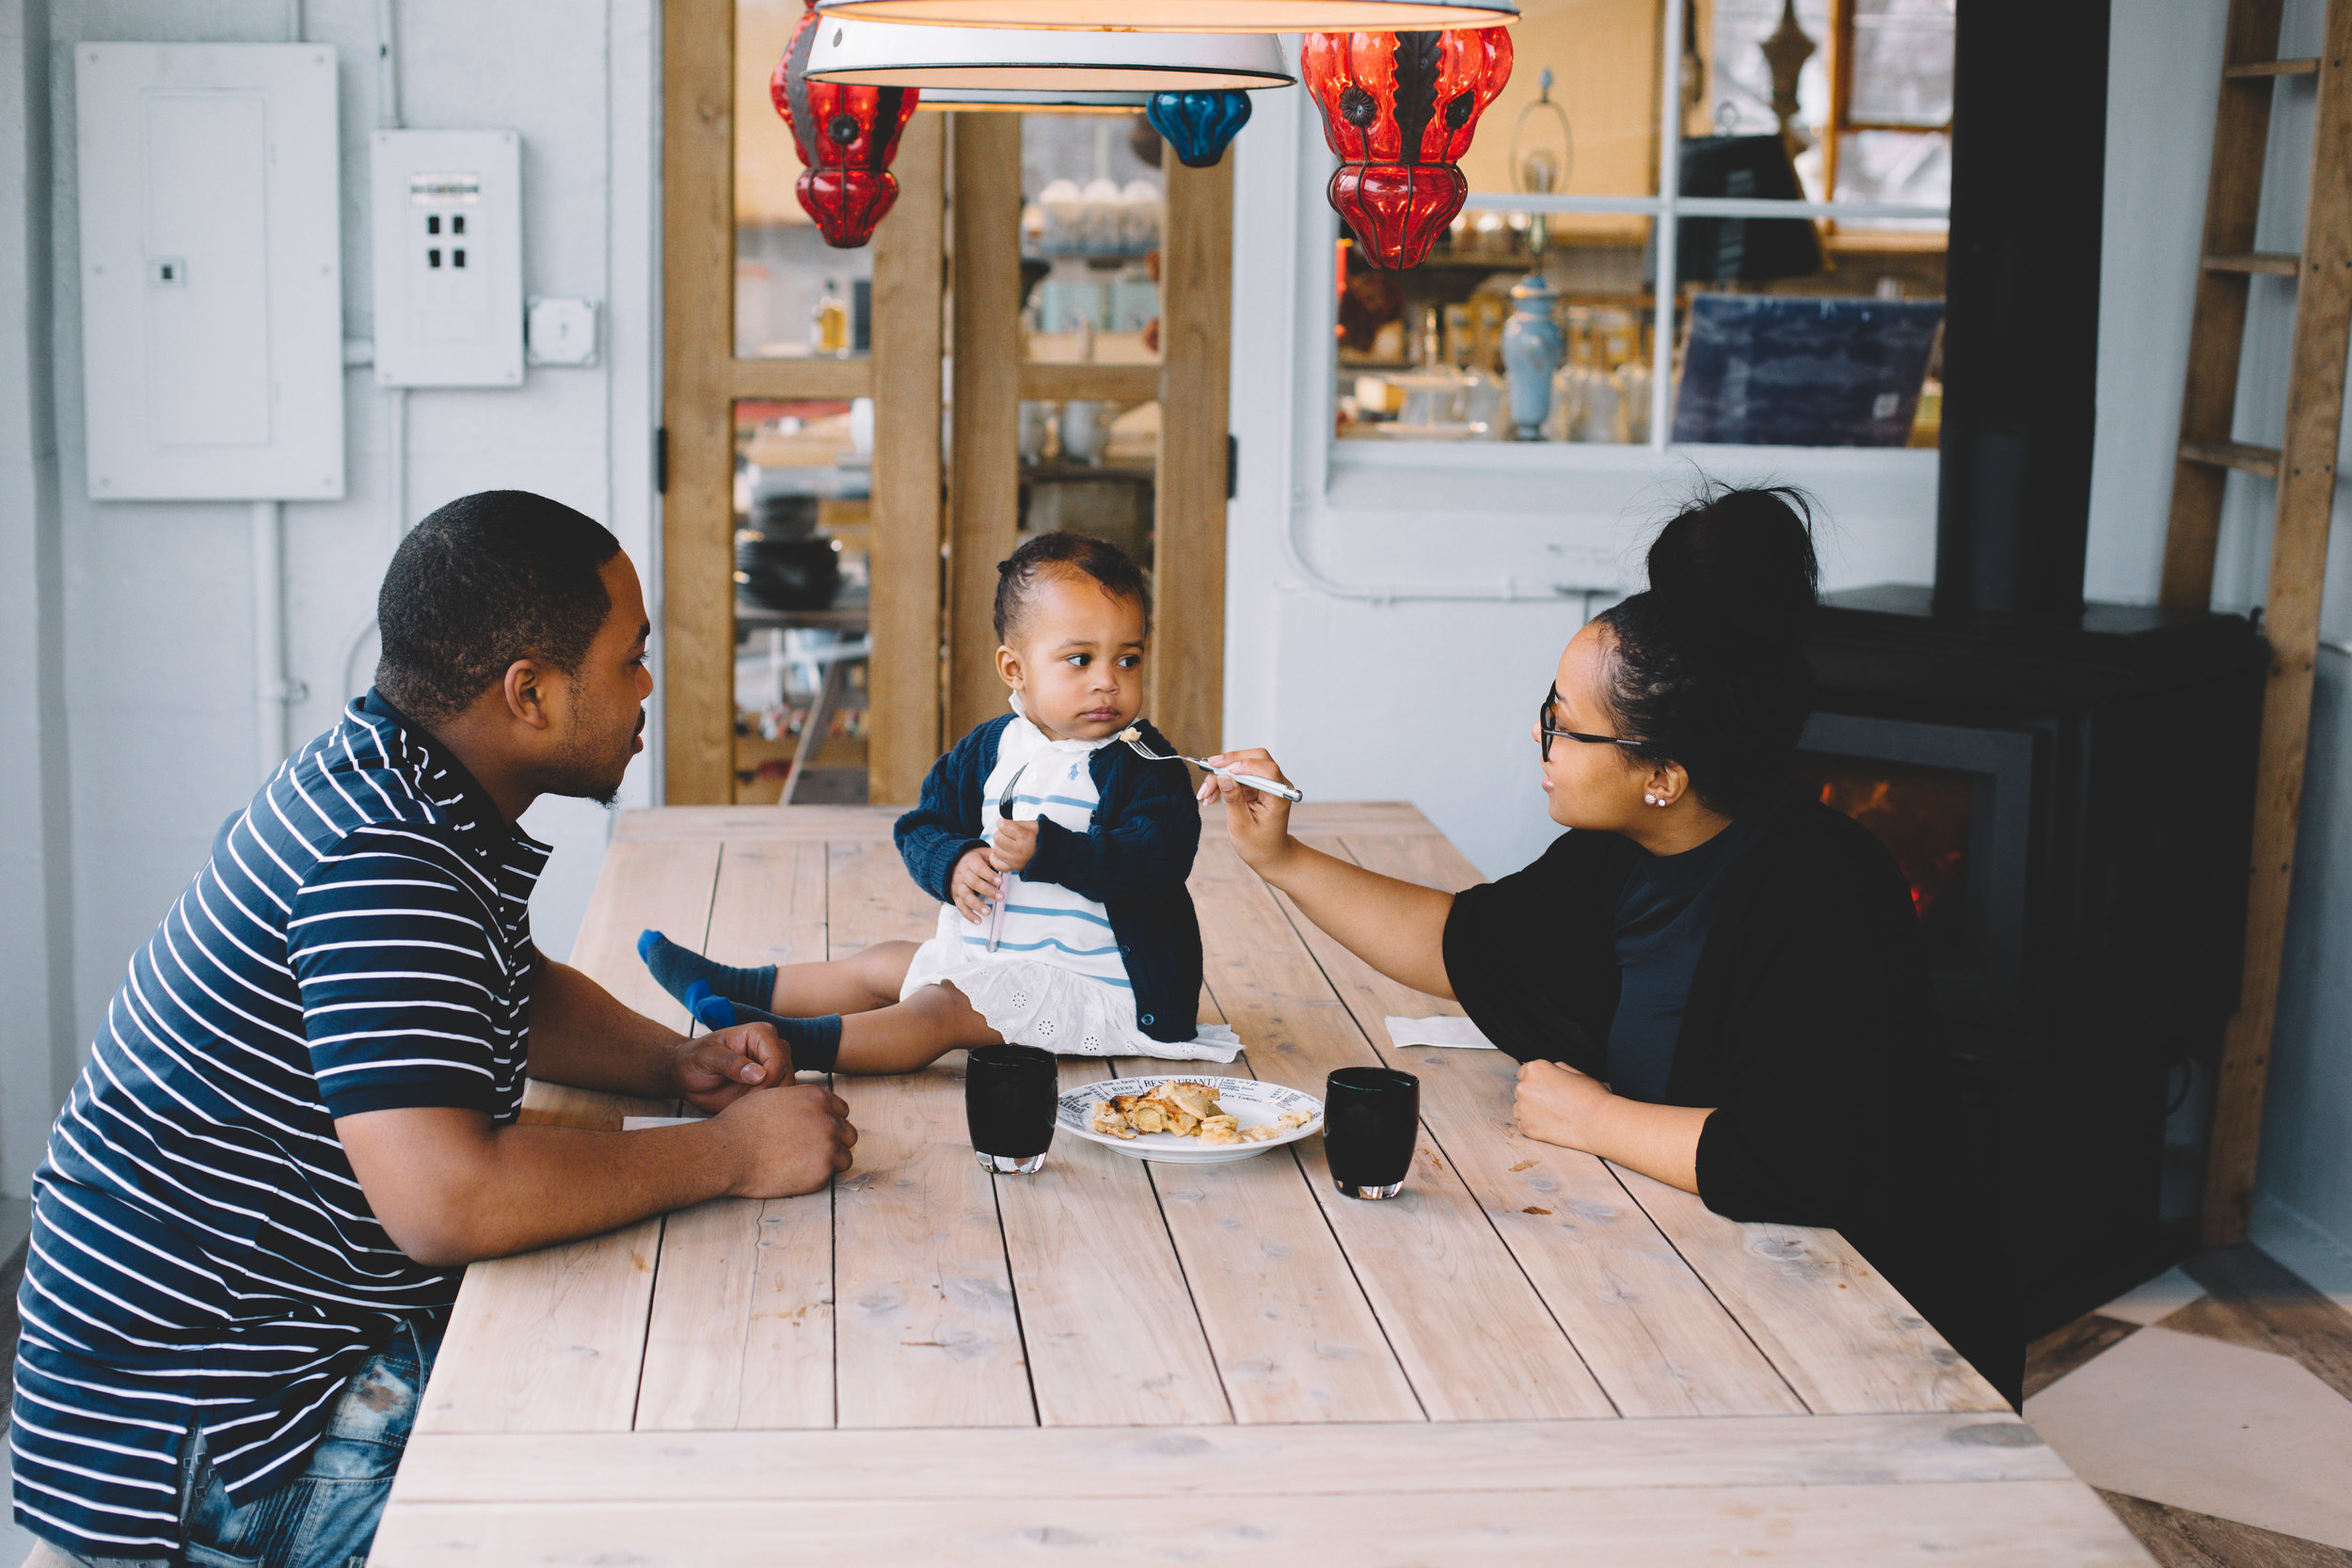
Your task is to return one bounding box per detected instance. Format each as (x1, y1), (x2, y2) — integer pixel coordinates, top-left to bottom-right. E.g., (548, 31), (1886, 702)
(1538, 684), (1640, 763)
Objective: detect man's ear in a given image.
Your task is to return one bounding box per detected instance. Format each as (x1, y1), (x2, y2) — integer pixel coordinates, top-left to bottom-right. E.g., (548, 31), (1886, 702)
(501, 658), (556, 730)
(994, 643), (1024, 690)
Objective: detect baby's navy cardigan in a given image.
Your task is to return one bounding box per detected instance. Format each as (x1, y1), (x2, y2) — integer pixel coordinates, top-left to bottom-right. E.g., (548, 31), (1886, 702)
(894, 714), (1204, 1045)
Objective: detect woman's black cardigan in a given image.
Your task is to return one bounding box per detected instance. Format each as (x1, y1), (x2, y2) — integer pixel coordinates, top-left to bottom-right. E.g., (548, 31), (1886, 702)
(894, 714), (1203, 1045)
(1443, 789), (2021, 1405)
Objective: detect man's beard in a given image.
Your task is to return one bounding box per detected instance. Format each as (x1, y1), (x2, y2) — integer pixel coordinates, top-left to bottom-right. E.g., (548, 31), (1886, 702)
(538, 710), (643, 808)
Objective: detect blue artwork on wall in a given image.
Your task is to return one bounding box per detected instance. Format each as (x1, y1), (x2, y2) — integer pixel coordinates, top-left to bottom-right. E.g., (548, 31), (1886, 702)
(1671, 294), (1945, 448)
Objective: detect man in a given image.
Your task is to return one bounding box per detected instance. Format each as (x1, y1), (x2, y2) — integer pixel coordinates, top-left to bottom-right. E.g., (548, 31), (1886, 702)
(10, 492), (856, 1567)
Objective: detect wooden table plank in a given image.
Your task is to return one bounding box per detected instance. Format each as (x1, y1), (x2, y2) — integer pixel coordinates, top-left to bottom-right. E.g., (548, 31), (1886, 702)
(993, 1058), (1232, 1427)
(635, 840), (835, 1431)
(417, 835), (726, 1434)
(1189, 837), (1616, 1421)
(414, 1219), (664, 1436)
(389, 1410), (2074, 1502)
(1613, 1167), (2010, 1415)
(1092, 996), (1425, 1427)
(1297, 832), (1806, 1418)
(371, 1481), (2152, 1567)
(569, 837), (724, 1033)
(824, 836), (1033, 1428)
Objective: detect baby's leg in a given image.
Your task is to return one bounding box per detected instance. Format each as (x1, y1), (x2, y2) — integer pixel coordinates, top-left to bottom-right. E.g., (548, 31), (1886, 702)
(770, 941), (921, 1016)
(832, 982), (1003, 1075)
(641, 930), (916, 1019)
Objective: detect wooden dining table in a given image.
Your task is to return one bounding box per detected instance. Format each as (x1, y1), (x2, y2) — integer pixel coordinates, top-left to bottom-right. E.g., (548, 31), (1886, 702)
(369, 802), (2151, 1565)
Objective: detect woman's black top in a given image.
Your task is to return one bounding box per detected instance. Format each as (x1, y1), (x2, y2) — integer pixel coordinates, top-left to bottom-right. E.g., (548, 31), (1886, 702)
(1605, 816), (1760, 1101)
(1442, 788), (2021, 1406)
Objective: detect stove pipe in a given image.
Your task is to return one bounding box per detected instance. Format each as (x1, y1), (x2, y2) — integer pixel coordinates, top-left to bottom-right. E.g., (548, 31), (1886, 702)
(1932, 0), (2112, 621)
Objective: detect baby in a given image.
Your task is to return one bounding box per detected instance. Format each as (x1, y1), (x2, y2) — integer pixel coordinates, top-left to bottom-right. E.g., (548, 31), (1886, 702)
(638, 531), (1239, 1073)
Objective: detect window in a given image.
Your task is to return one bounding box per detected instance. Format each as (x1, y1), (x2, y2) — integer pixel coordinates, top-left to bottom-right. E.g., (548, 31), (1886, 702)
(1333, 0), (1951, 451)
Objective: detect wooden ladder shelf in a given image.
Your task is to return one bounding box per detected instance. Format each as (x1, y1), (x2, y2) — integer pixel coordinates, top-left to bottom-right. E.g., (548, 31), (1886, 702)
(2161, 0), (2352, 1244)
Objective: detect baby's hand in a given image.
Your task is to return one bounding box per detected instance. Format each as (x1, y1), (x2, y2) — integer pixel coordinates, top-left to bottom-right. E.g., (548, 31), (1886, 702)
(950, 847), (1000, 925)
(990, 818), (1039, 875)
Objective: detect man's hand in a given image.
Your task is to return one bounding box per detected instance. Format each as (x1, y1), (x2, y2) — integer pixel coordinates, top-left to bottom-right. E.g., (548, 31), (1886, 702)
(710, 1084), (859, 1197)
(951, 847), (1001, 924)
(989, 818), (1039, 876)
(1514, 1058), (1614, 1150)
(673, 1022), (788, 1112)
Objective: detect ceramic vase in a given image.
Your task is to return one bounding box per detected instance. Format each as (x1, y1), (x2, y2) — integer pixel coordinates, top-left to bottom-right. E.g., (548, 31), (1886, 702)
(1501, 272), (1563, 440)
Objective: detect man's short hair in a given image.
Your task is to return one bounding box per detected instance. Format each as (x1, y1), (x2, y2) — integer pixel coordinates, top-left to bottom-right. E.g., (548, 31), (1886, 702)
(375, 491), (624, 724)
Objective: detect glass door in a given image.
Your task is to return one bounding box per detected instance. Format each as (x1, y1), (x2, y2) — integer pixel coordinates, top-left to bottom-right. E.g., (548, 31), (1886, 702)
(665, 0), (946, 807)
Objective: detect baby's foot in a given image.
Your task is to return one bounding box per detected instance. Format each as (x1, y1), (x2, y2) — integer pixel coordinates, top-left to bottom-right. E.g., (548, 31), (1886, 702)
(683, 980), (844, 1076)
(638, 929), (779, 1012)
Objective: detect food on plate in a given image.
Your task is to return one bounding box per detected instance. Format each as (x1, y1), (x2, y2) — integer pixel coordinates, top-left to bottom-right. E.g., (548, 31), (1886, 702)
(1089, 1081), (1314, 1145)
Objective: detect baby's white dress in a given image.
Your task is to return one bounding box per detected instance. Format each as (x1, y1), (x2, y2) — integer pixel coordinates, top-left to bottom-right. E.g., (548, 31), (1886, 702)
(898, 703), (1243, 1063)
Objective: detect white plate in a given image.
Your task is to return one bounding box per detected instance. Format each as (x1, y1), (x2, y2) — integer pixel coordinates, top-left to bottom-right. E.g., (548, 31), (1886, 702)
(1057, 1075), (1324, 1164)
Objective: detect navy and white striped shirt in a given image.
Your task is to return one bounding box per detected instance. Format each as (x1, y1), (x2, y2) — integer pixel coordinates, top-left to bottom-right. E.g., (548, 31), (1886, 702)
(10, 692), (547, 1559)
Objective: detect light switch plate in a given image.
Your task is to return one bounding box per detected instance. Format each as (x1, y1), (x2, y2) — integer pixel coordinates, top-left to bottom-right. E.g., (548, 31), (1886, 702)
(76, 43), (344, 499)
(526, 296), (598, 366)
(370, 129), (523, 388)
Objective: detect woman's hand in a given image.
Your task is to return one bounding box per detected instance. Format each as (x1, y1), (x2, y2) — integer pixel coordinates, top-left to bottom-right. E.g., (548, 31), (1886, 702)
(989, 819), (1039, 876)
(1514, 1059), (1614, 1151)
(950, 847), (1001, 924)
(1200, 748), (1297, 877)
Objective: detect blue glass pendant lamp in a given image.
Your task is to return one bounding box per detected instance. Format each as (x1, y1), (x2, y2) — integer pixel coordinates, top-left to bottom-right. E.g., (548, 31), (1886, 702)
(1145, 89), (1252, 167)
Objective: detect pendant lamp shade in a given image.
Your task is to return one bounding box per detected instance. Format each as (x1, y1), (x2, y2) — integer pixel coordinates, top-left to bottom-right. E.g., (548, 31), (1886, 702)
(1304, 24), (1512, 268)
(804, 17), (1294, 92)
(774, 0), (921, 247)
(906, 86), (1150, 107)
(813, 0), (1518, 31)
(1146, 89), (1253, 166)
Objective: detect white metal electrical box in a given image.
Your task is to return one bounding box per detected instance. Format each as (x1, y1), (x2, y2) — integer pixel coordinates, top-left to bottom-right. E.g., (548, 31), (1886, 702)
(371, 129), (524, 388)
(76, 43), (344, 500)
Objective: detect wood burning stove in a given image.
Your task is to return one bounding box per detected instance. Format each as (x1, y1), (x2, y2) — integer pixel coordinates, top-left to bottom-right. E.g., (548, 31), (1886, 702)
(1803, 590), (2265, 1333)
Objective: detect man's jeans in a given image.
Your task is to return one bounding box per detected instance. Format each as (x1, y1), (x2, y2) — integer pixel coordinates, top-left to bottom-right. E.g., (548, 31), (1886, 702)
(46, 1315), (441, 1568)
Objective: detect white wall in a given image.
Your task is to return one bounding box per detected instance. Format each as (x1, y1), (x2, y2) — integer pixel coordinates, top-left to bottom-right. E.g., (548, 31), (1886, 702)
(0, 0), (78, 1211)
(0, 0), (660, 1196)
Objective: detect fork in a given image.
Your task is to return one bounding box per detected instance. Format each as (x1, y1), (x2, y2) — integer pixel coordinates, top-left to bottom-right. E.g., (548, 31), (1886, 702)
(1120, 735), (1305, 802)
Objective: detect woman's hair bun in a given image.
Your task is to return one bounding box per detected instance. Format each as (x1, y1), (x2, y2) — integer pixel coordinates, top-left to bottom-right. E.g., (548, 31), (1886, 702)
(1645, 484), (1820, 654)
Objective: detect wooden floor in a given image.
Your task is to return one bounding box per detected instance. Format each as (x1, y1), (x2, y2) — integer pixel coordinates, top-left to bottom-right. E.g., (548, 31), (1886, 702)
(2026, 1245), (2352, 1566)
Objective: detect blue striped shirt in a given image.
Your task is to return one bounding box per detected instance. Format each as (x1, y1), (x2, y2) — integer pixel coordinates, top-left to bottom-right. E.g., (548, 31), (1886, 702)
(9, 692), (547, 1559)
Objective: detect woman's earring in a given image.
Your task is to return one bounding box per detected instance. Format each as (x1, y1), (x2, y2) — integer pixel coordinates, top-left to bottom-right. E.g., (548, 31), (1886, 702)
(1644, 793), (1661, 806)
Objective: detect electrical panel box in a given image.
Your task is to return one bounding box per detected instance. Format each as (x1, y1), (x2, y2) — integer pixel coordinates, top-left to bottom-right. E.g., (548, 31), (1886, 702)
(76, 43), (344, 500)
(371, 129), (524, 388)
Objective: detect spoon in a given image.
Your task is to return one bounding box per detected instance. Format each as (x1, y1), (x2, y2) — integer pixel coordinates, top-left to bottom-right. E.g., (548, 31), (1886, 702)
(1120, 731), (1305, 802)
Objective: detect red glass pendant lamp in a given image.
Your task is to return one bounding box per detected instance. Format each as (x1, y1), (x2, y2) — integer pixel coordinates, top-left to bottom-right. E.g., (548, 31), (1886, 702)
(773, 0), (921, 247)
(1303, 24), (1512, 269)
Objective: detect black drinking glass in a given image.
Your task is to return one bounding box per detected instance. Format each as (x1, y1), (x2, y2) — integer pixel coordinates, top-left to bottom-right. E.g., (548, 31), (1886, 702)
(965, 1043), (1057, 1174)
(1323, 1067), (1420, 1199)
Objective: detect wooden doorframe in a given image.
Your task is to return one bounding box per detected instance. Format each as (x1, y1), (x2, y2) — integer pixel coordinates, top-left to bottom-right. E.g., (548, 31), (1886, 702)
(660, 0), (946, 805)
(1153, 156), (1234, 767)
(942, 126), (1233, 757)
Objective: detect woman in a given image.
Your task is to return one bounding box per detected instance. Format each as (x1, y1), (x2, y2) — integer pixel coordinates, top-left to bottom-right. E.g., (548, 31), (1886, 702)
(1204, 487), (2021, 1406)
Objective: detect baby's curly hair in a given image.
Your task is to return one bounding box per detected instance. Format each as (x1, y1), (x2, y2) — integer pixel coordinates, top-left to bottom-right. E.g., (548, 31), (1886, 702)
(993, 531), (1152, 644)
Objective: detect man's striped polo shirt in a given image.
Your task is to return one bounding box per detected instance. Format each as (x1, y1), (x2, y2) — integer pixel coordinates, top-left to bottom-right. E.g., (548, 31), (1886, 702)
(9, 691), (548, 1559)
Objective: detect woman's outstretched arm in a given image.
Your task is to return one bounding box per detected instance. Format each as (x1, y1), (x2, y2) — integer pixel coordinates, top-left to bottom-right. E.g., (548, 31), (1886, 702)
(1202, 750), (1457, 1000)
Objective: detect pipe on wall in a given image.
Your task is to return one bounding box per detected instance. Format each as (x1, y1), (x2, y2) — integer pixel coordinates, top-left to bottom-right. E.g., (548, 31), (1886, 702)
(252, 500), (292, 780)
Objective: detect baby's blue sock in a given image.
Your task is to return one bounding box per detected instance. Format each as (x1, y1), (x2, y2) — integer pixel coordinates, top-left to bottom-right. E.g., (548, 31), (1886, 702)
(684, 980), (844, 1076)
(639, 929), (778, 1013)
